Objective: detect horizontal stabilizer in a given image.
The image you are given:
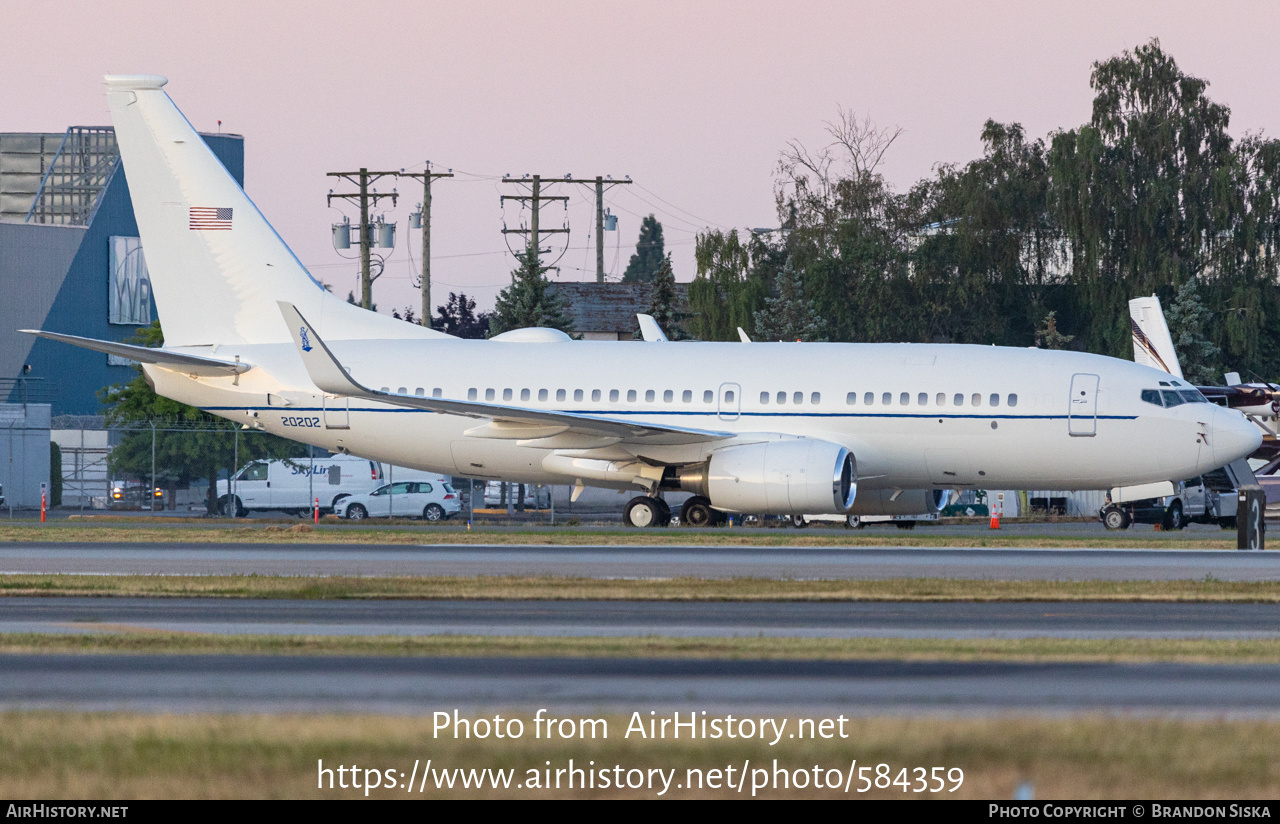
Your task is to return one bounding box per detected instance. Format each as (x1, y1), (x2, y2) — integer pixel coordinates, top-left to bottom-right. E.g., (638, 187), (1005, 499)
(20, 330), (251, 376)
(279, 302), (728, 446)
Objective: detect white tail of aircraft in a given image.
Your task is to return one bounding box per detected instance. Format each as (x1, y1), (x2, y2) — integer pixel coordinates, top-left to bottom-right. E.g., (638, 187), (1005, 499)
(104, 74), (447, 348)
(1128, 295), (1183, 379)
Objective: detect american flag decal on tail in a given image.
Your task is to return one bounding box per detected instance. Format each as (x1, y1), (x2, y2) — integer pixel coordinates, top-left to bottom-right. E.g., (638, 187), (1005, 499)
(189, 207), (233, 230)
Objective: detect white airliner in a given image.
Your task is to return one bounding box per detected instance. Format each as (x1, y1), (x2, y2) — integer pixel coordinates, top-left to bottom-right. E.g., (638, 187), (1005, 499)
(23, 75), (1264, 527)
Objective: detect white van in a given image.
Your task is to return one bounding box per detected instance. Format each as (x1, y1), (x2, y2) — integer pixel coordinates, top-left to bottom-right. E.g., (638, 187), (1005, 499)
(216, 455), (384, 516)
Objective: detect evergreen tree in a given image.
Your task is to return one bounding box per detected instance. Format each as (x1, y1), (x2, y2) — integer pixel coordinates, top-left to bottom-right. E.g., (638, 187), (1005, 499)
(636, 256), (688, 340)
(751, 257), (827, 341)
(622, 215), (666, 283)
(1165, 279), (1221, 385)
(488, 253), (575, 337)
(1034, 311), (1074, 349)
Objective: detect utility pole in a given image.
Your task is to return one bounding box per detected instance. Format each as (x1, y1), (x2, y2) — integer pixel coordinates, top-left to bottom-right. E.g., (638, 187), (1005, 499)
(398, 163), (453, 326)
(326, 168), (399, 309)
(501, 175), (570, 273)
(566, 176), (631, 283)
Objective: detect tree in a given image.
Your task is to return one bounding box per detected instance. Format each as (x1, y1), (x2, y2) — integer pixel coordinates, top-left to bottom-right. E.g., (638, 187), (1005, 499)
(391, 305), (419, 325)
(488, 253), (575, 337)
(622, 215), (666, 283)
(1035, 311), (1075, 350)
(688, 229), (766, 341)
(1165, 279), (1221, 385)
(637, 256), (688, 340)
(433, 292), (491, 339)
(100, 321), (306, 515)
(752, 257), (827, 341)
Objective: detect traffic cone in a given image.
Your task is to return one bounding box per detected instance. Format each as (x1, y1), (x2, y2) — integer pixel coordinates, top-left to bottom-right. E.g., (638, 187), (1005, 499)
(989, 510), (1000, 529)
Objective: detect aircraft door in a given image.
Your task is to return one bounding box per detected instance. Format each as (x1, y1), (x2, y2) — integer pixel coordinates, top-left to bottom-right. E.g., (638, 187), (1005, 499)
(1068, 373), (1099, 437)
(718, 383), (741, 421)
(323, 394), (349, 429)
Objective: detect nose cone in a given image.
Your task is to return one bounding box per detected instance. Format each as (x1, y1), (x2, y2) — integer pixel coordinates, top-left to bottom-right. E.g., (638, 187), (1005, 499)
(1212, 406), (1263, 466)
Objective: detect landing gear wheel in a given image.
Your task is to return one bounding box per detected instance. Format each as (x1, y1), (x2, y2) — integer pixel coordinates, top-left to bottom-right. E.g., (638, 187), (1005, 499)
(653, 498), (672, 527)
(790, 514), (807, 528)
(1164, 501), (1185, 531)
(680, 496), (716, 528)
(1102, 506), (1130, 531)
(346, 504), (368, 521)
(422, 504), (445, 522)
(623, 496), (665, 528)
(845, 514), (863, 529)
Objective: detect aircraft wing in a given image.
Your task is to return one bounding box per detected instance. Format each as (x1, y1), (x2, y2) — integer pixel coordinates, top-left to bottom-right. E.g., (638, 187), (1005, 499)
(278, 303), (732, 446)
(19, 329), (251, 377)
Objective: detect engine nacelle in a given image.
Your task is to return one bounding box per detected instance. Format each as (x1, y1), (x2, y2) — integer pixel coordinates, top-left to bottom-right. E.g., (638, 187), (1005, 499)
(682, 439), (856, 515)
(847, 488), (953, 516)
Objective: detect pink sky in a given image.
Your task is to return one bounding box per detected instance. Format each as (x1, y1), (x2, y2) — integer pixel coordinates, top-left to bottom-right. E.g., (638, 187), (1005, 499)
(6, 1), (1279, 313)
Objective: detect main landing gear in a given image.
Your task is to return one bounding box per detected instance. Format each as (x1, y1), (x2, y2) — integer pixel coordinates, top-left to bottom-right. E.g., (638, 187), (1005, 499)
(679, 496), (724, 528)
(623, 496), (671, 528)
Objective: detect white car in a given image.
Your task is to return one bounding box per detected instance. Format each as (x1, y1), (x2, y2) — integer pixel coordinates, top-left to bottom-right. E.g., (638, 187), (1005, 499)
(334, 478), (461, 522)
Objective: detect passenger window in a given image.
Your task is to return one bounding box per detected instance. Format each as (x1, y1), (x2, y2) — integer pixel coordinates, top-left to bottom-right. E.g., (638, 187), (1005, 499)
(520, 389), (530, 401)
(503, 388), (513, 401)
(811, 392), (820, 405)
(761, 392), (770, 404)
(846, 392), (856, 405)
(777, 391), (786, 405)
(794, 391), (803, 405)
(414, 388), (425, 396)
(704, 390), (714, 403)
(610, 390), (620, 402)
(865, 392), (874, 405)
(954, 393), (964, 406)
(1008, 393), (1018, 408)
(468, 388), (477, 400)
(990, 394), (1000, 407)
(971, 393), (982, 407)
(557, 389), (567, 402)
(664, 390), (673, 403)
(627, 390), (637, 402)
(899, 392), (909, 405)
(398, 386), (407, 395)
(432, 388), (442, 398)
(538, 389), (548, 402)
(592, 389), (601, 402)
(1141, 389), (1163, 406)
(882, 392), (892, 405)
(645, 390), (655, 403)
(683, 390), (692, 403)
(380, 387), (390, 392)
(725, 390), (735, 403)
(936, 393), (946, 406)
(485, 388), (495, 401)
(918, 393), (928, 405)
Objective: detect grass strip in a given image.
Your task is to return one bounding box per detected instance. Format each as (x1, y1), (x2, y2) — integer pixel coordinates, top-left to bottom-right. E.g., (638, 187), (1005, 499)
(3, 713), (1278, 798)
(0, 523), (1239, 548)
(2, 573), (1278, 601)
(5, 631), (1280, 664)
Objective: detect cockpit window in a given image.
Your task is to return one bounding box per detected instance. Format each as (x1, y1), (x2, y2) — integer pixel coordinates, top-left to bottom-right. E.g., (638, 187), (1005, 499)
(1161, 390), (1185, 407)
(1179, 389), (1208, 404)
(1141, 389), (1163, 407)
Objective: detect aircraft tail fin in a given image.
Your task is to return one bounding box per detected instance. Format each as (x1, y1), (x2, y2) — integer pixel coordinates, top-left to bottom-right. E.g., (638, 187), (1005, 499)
(104, 75), (448, 347)
(1128, 295), (1184, 379)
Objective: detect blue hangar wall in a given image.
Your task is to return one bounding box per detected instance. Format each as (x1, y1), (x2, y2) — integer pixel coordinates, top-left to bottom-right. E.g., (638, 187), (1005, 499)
(0, 133), (244, 415)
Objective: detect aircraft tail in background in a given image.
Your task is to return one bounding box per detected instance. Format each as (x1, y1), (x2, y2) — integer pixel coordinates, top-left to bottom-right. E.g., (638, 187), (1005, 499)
(1128, 295), (1184, 379)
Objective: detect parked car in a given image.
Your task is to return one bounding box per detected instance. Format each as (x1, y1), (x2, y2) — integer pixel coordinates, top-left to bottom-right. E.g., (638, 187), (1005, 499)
(108, 480), (165, 510)
(482, 481), (549, 508)
(334, 477), (461, 521)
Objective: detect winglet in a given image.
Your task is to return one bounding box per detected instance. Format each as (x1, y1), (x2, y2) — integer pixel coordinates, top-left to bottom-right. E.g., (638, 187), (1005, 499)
(636, 314), (668, 342)
(737, 327), (752, 343)
(278, 302), (368, 396)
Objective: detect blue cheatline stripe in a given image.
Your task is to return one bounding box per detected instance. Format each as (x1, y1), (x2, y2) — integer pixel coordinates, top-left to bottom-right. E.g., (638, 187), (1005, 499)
(204, 405), (1137, 422)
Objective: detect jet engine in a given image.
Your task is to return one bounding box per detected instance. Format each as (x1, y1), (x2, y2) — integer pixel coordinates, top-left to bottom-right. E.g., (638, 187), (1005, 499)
(847, 488), (952, 516)
(675, 439), (856, 515)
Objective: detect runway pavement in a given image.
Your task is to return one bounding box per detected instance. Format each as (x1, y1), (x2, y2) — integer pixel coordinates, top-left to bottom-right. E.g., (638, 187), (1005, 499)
(3, 542), (1280, 580)
(6, 597), (1280, 639)
(5, 654), (1280, 713)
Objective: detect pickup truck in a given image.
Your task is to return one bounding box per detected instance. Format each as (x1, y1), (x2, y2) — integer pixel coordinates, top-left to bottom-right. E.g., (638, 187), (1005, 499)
(1099, 460), (1253, 530)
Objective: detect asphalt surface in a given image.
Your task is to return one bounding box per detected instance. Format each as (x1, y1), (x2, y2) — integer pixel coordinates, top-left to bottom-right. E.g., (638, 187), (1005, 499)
(7, 597), (1280, 639)
(5, 654), (1280, 713)
(3, 542), (1280, 580)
